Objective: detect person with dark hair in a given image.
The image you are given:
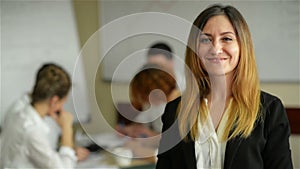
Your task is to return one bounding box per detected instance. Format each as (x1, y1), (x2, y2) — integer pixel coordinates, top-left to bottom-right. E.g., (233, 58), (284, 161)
(156, 4), (293, 169)
(147, 42), (173, 60)
(116, 64), (180, 158)
(118, 64), (179, 137)
(146, 42), (185, 91)
(1, 63), (88, 168)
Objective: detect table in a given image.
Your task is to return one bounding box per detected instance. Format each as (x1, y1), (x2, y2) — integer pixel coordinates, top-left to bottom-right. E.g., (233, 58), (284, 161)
(76, 150), (156, 169)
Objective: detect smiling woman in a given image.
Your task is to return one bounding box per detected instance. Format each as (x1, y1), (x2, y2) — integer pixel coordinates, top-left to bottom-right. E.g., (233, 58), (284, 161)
(156, 4), (293, 169)
(197, 15), (240, 78)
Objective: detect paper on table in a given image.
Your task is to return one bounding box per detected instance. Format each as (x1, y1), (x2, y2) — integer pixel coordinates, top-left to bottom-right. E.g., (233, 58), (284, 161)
(93, 132), (129, 149)
(76, 153), (118, 169)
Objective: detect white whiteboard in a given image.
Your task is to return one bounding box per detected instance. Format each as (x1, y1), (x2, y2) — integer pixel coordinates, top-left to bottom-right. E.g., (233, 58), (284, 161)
(1, 1), (90, 126)
(100, 1), (299, 83)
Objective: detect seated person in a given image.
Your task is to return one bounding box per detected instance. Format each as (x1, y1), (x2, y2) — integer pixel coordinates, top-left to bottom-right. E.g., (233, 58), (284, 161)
(1, 63), (88, 168)
(116, 64), (180, 157)
(2, 93), (89, 162)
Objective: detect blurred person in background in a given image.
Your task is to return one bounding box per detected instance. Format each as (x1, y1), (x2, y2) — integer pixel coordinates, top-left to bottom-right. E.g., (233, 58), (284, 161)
(116, 64), (180, 158)
(146, 42), (185, 92)
(1, 63), (89, 168)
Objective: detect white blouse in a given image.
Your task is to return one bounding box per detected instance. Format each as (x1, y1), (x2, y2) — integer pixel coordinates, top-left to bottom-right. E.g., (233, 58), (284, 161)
(1, 95), (77, 169)
(195, 100), (230, 169)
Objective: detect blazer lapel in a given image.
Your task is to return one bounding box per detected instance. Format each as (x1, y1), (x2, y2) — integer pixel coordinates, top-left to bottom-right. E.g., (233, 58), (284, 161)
(224, 136), (243, 169)
(182, 140), (197, 169)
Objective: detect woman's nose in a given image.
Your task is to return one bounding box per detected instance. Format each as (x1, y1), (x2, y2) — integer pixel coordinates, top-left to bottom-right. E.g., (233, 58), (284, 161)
(211, 41), (223, 55)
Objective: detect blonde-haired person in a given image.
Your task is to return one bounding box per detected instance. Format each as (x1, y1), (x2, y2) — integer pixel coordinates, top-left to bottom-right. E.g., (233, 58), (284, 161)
(156, 4), (293, 169)
(1, 63), (88, 168)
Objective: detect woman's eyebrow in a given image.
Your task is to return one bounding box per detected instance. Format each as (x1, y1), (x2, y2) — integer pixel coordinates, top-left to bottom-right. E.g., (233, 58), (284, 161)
(199, 32), (236, 36)
(220, 32), (236, 36)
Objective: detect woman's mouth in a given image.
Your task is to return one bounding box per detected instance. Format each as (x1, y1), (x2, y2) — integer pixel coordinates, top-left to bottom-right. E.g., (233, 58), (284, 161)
(206, 57), (227, 63)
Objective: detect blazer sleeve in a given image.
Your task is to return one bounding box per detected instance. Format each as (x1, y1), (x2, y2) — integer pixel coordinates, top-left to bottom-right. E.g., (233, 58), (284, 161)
(156, 97), (181, 169)
(262, 97), (293, 169)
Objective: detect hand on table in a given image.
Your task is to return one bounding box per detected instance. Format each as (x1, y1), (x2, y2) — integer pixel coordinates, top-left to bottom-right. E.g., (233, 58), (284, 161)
(124, 139), (157, 158)
(116, 123), (158, 138)
(75, 146), (90, 161)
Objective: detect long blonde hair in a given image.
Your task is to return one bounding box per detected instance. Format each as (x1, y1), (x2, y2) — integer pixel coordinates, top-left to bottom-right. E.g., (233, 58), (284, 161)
(178, 4), (261, 141)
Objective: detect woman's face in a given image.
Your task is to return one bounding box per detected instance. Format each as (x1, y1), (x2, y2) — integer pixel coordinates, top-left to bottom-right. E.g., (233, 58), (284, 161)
(48, 96), (68, 116)
(197, 15), (240, 76)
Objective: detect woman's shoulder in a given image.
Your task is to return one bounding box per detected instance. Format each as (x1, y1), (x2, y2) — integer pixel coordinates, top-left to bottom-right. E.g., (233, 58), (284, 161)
(166, 96), (181, 110)
(259, 90), (289, 127)
(162, 96), (181, 122)
(169, 95), (181, 103)
(260, 90), (283, 108)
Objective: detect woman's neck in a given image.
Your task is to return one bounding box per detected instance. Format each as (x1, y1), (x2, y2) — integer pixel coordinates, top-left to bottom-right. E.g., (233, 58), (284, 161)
(33, 102), (48, 118)
(208, 73), (233, 101)
(207, 73), (233, 129)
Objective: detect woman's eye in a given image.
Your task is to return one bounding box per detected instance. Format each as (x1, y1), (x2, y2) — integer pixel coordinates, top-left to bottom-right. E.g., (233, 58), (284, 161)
(199, 38), (211, 43)
(222, 37), (233, 42)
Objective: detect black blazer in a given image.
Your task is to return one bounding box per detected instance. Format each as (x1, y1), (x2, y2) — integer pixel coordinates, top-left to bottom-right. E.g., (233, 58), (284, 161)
(156, 91), (293, 169)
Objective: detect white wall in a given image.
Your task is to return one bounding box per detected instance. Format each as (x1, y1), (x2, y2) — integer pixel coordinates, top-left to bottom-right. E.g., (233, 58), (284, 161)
(1, 1), (90, 125)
